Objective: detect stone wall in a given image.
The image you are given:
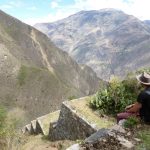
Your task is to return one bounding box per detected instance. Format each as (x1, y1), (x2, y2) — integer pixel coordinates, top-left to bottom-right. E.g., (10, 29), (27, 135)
(49, 101), (97, 140)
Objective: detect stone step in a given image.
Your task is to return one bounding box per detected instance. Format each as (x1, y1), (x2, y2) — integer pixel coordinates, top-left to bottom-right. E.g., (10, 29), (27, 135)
(66, 97), (115, 130)
(49, 97), (115, 140)
(36, 110), (60, 136)
(25, 124), (32, 134)
(31, 120), (37, 134)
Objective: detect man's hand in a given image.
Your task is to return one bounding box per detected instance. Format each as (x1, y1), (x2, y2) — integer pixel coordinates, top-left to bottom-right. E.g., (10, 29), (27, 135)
(125, 104), (134, 111)
(126, 102), (142, 113)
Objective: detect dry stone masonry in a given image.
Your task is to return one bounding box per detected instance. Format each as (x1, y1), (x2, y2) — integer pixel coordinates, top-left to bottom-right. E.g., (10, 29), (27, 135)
(23, 97), (136, 149)
(49, 101), (97, 140)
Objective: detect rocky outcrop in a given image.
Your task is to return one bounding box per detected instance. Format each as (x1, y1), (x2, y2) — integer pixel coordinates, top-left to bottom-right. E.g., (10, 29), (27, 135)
(35, 9), (150, 80)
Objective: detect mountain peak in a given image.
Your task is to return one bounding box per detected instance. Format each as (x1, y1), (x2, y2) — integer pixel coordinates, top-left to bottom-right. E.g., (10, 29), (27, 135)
(34, 9), (150, 80)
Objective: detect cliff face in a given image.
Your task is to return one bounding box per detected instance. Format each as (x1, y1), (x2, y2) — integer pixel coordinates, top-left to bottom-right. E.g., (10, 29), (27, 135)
(35, 9), (150, 80)
(0, 10), (100, 122)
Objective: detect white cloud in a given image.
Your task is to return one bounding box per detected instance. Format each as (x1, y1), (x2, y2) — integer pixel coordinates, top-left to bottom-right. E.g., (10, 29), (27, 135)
(8, 1), (24, 8)
(27, 6), (37, 11)
(0, 0), (24, 10)
(24, 0), (150, 25)
(68, 0), (150, 20)
(24, 10), (75, 25)
(0, 4), (13, 10)
(50, 1), (59, 9)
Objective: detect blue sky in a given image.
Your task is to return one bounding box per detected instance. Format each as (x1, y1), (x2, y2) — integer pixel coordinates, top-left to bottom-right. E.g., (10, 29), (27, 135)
(0, 0), (150, 25)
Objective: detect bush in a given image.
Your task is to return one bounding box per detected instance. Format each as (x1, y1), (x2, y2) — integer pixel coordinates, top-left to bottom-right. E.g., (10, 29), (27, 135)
(90, 76), (142, 115)
(68, 95), (77, 100)
(124, 116), (139, 128)
(17, 65), (28, 86)
(0, 105), (23, 150)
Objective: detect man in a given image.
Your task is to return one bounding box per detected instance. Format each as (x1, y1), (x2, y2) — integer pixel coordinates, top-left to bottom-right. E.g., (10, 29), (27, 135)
(117, 72), (150, 124)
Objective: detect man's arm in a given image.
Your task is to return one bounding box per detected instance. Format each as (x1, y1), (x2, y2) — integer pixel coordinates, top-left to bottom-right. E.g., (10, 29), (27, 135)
(126, 102), (142, 113)
(125, 104), (134, 110)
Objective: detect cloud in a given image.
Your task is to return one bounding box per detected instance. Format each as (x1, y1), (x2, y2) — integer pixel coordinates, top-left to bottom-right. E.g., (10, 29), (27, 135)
(24, 10), (75, 25)
(24, 0), (150, 25)
(64, 0), (150, 20)
(50, 1), (59, 9)
(27, 6), (37, 11)
(0, 4), (13, 10)
(0, 0), (24, 10)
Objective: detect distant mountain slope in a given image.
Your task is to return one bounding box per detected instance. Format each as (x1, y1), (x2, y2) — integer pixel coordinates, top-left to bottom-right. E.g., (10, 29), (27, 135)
(144, 20), (150, 26)
(0, 10), (100, 122)
(35, 9), (150, 80)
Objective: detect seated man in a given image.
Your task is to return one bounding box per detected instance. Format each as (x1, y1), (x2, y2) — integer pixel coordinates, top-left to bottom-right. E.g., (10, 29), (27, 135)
(117, 72), (150, 124)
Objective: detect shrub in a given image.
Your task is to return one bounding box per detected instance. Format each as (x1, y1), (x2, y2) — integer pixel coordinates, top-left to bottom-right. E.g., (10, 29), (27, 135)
(90, 76), (142, 115)
(0, 105), (23, 150)
(17, 65), (28, 86)
(123, 116), (139, 128)
(68, 95), (77, 100)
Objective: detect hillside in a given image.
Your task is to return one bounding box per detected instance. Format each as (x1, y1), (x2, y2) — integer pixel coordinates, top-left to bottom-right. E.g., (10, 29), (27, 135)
(35, 9), (150, 80)
(0, 10), (100, 123)
(144, 20), (150, 26)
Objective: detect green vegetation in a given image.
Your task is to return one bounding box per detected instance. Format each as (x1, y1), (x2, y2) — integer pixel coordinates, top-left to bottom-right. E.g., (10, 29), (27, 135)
(68, 95), (77, 100)
(123, 116), (139, 128)
(0, 106), (7, 147)
(90, 76), (142, 115)
(17, 65), (43, 86)
(17, 65), (28, 86)
(69, 98), (114, 129)
(137, 129), (150, 150)
(0, 105), (23, 150)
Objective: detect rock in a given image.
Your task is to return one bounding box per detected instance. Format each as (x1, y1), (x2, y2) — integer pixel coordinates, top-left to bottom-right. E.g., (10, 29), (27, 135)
(127, 132), (131, 136)
(110, 124), (126, 134)
(134, 138), (141, 142)
(117, 136), (134, 149)
(84, 128), (135, 149)
(118, 119), (126, 126)
(84, 128), (108, 143)
(66, 144), (80, 150)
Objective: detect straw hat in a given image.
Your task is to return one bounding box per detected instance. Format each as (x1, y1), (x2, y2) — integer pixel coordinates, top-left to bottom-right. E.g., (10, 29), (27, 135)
(136, 72), (150, 85)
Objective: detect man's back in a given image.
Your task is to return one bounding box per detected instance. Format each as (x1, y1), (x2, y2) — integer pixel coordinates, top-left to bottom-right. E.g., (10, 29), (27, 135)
(138, 87), (150, 123)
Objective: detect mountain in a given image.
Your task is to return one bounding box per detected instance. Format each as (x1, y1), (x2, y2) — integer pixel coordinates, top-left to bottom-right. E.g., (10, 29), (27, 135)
(144, 20), (150, 26)
(35, 9), (150, 80)
(0, 10), (100, 123)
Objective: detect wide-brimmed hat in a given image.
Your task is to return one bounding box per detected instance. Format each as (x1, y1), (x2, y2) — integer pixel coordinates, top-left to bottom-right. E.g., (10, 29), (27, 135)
(136, 72), (150, 85)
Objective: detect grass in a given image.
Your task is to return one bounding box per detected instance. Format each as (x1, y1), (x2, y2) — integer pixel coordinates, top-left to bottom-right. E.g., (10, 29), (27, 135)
(17, 65), (44, 86)
(21, 134), (75, 150)
(37, 111), (60, 135)
(67, 97), (115, 129)
(17, 65), (28, 86)
(136, 126), (150, 150)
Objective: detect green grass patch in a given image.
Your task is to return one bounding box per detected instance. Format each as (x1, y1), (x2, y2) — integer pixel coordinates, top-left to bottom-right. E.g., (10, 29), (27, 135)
(17, 65), (28, 86)
(123, 116), (139, 128)
(68, 97), (115, 129)
(136, 129), (150, 150)
(17, 65), (43, 86)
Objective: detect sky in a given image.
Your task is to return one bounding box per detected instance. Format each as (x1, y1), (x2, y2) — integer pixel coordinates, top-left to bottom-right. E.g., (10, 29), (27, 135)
(0, 0), (149, 26)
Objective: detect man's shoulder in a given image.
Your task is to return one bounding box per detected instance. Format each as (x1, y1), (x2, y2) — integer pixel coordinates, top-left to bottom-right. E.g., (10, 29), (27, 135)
(144, 88), (150, 95)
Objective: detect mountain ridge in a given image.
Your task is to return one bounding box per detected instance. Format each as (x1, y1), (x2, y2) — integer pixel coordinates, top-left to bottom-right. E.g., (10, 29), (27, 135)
(0, 10), (100, 123)
(35, 9), (150, 80)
